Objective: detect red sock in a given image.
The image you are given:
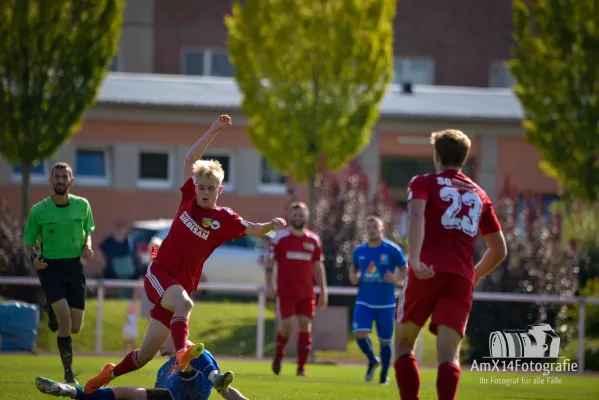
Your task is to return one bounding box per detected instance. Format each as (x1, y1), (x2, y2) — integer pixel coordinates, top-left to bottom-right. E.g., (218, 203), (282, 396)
(437, 362), (461, 400)
(394, 354), (420, 400)
(275, 332), (290, 358)
(113, 349), (142, 377)
(170, 317), (189, 352)
(297, 332), (312, 370)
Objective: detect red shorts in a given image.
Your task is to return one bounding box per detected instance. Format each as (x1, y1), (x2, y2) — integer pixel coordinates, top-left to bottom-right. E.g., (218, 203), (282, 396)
(144, 262), (187, 328)
(276, 297), (315, 320)
(395, 270), (473, 337)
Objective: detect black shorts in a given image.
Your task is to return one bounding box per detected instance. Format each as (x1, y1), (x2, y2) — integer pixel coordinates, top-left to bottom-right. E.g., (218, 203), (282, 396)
(37, 258), (86, 310)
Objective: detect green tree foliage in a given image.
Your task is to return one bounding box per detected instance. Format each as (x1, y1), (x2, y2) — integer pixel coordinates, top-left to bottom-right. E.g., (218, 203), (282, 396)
(226, 0), (396, 216)
(510, 0), (599, 202)
(0, 0), (124, 221)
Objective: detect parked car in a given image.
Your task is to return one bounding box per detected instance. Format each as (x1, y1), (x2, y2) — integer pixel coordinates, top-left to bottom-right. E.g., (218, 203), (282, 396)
(129, 218), (273, 287)
(128, 219), (174, 271)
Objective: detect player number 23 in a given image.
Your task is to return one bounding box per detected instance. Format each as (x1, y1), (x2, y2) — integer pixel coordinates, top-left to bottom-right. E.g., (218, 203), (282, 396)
(440, 187), (482, 236)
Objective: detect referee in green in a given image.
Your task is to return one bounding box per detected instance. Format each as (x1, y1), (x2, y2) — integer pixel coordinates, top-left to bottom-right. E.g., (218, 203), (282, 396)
(23, 162), (95, 384)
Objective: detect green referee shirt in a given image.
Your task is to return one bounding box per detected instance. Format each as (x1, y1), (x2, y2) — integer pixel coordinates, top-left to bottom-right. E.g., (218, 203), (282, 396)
(23, 194), (95, 259)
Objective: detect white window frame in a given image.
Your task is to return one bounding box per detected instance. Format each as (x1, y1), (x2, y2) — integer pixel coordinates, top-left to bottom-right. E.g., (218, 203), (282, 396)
(393, 57), (435, 85)
(258, 157), (286, 195)
(180, 48), (233, 77)
(11, 161), (50, 185)
(202, 149), (235, 192)
(136, 148), (175, 190)
(75, 147), (111, 187)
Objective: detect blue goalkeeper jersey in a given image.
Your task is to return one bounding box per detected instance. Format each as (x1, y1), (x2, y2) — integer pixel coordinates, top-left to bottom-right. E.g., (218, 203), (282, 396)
(352, 239), (407, 308)
(155, 351), (218, 400)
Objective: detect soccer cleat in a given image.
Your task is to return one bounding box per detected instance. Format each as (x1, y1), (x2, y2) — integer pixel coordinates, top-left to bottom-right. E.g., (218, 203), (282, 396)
(365, 360), (380, 382)
(35, 376), (77, 398)
(379, 376), (390, 385)
(45, 303), (59, 332)
(171, 343), (205, 375)
(214, 371), (234, 395)
(297, 368), (308, 377)
(83, 363), (115, 394)
(271, 356), (282, 375)
(64, 375), (79, 385)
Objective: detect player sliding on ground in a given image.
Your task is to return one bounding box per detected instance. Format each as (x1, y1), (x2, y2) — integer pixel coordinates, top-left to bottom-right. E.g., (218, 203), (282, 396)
(394, 129), (507, 400)
(84, 115), (286, 394)
(350, 215), (407, 385)
(36, 340), (248, 400)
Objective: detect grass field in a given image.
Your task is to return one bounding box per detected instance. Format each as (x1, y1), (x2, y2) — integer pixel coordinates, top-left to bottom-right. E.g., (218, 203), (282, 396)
(0, 354), (598, 400)
(35, 299), (442, 364)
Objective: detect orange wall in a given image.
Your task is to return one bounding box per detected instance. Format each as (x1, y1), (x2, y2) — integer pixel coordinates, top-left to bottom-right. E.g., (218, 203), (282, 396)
(379, 132), (480, 158)
(77, 119), (252, 147)
(497, 137), (557, 194)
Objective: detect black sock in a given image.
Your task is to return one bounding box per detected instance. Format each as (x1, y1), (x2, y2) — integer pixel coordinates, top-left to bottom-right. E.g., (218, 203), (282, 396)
(57, 336), (73, 379)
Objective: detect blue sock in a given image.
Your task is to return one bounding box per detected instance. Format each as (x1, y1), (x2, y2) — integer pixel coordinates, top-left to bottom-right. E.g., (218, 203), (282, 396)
(356, 337), (378, 365)
(189, 351), (217, 377)
(75, 387), (116, 400)
(380, 344), (392, 379)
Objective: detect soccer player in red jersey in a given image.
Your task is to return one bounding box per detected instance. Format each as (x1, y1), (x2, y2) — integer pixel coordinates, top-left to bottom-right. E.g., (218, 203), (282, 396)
(266, 202), (328, 376)
(84, 115), (287, 394)
(393, 130), (507, 400)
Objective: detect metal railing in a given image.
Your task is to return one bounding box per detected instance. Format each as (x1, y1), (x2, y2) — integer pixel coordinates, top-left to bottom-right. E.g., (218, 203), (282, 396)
(1, 276), (598, 373)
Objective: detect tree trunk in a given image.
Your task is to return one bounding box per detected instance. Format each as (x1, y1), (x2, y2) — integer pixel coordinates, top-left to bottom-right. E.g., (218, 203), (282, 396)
(21, 161), (31, 226)
(308, 175), (317, 226)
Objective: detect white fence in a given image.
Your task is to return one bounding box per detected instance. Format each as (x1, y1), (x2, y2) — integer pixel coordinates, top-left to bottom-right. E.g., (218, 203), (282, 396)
(1, 276), (598, 373)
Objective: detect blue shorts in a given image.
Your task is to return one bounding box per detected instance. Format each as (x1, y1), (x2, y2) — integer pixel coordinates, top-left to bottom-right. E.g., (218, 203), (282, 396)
(352, 303), (395, 342)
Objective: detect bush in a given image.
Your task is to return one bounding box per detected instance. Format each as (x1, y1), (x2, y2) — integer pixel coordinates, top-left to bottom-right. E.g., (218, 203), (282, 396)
(465, 193), (579, 362)
(0, 200), (44, 305)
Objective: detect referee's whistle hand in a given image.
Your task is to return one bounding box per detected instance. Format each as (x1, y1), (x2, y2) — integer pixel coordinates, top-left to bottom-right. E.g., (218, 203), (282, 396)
(81, 246), (95, 261)
(33, 257), (48, 270)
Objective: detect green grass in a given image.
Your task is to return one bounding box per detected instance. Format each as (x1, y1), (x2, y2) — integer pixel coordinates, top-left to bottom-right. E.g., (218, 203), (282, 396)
(34, 299), (441, 365)
(1, 354), (598, 399)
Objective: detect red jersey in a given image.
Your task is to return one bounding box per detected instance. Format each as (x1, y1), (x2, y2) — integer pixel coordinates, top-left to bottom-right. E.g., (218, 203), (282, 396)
(408, 170), (501, 282)
(269, 229), (323, 298)
(153, 178), (248, 293)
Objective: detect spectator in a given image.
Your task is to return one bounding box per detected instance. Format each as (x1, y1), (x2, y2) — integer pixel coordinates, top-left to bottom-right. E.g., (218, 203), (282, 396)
(100, 220), (137, 298)
(122, 297), (139, 354)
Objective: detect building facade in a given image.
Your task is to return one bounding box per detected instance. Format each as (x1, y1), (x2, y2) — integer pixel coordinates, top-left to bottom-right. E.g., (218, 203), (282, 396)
(115, 0), (516, 88)
(0, 74), (557, 276)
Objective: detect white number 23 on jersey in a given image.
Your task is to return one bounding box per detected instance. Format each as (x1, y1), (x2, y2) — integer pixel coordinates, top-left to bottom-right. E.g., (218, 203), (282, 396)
(440, 187), (482, 237)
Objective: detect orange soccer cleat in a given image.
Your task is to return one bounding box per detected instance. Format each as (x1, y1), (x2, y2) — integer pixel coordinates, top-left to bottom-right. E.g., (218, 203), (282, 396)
(83, 363), (115, 394)
(169, 343), (205, 375)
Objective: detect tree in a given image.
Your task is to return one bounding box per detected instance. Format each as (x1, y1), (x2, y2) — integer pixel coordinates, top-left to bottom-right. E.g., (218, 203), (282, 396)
(226, 0), (396, 218)
(0, 0), (124, 222)
(509, 0), (599, 202)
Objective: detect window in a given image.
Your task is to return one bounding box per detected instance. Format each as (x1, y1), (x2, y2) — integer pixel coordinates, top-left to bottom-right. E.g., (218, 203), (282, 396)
(203, 153), (234, 191)
(109, 55), (120, 72)
(181, 49), (235, 77)
(259, 157), (286, 194)
(393, 57), (435, 85)
(182, 51), (205, 75)
(381, 157), (474, 201)
(11, 161), (47, 184)
(489, 61), (516, 88)
(76, 149), (110, 186)
(137, 150), (173, 189)
(211, 51), (235, 77)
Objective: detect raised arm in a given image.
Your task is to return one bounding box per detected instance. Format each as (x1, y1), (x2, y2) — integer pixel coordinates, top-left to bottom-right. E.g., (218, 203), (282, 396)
(244, 218), (286, 237)
(183, 115), (232, 182)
